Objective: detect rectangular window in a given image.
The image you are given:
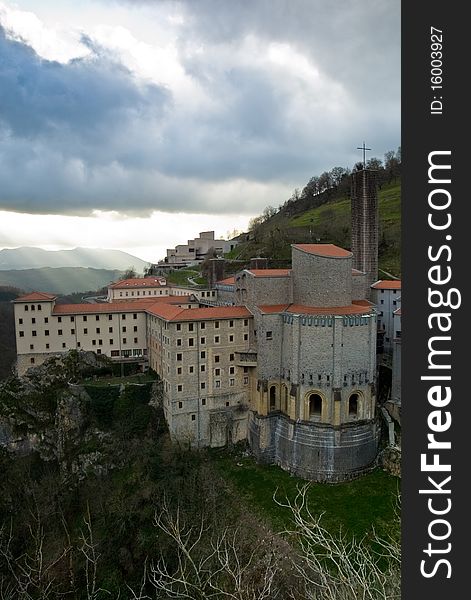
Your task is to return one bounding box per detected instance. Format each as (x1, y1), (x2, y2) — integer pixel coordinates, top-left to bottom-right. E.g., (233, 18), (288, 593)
(62, 342), (66, 349)
(244, 319), (248, 326)
(200, 337), (205, 345)
(96, 315), (99, 321)
(229, 320), (234, 327)
(44, 317), (48, 323)
(244, 334), (248, 341)
(229, 366), (235, 375)
(188, 323), (194, 332)
(122, 314), (126, 320)
(243, 376), (249, 384)
(215, 368), (221, 376)
(45, 330), (49, 336)
(214, 336), (220, 344)
(83, 316), (87, 322)
(37, 305), (42, 311)
(177, 384), (183, 392)
(215, 380), (221, 388)
(19, 331), (24, 337)
(200, 382), (206, 390)
(46, 343), (50, 349)
(24, 305), (28, 311)
(32, 330), (37, 337)
(30, 344), (34, 350)
(133, 313), (137, 320)
(111, 350), (119, 357)
(229, 378), (235, 386)
(177, 353), (182, 361)
(70, 316), (74, 322)
(57, 316), (61, 322)
(215, 355), (220, 363)
(92, 340), (96, 346)
(122, 326), (126, 332)
(177, 367), (182, 374)
(178, 401), (183, 409)
(32, 318), (36, 324)
(123, 338), (127, 344)
(189, 338), (194, 347)
(31, 305), (35, 311)
(71, 329), (75, 335)
(84, 328), (88, 334)
(201, 398), (206, 406)
(109, 339), (114, 345)
(133, 325), (138, 332)
(109, 327), (113, 333)
(201, 351), (206, 359)
(191, 414), (196, 421)
(243, 366), (249, 373)
(96, 328), (100, 334)
(229, 335), (234, 342)
(19, 318), (23, 325)
(176, 323), (181, 331)
(177, 339), (182, 346)
(215, 321), (220, 329)
(58, 329), (63, 336)
(229, 353), (234, 361)
(108, 314), (113, 320)
(30, 357), (34, 364)
(134, 337), (138, 343)
(189, 366), (194, 374)
(266, 331), (273, 340)
(200, 364), (205, 372)
(200, 322), (205, 330)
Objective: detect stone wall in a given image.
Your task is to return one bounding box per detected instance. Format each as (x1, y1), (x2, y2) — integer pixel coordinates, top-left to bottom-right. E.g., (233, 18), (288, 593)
(291, 246), (352, 307)
(248, 411), (380, 482)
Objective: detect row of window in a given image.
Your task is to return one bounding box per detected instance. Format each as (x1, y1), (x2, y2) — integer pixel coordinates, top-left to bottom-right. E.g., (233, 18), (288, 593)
(26, 337), (140, 351)
(174, 319), (249, 332)
(118, 290), (166, 296)
(176, 376), (249, 393)
(175, 333), (245, 346)
(20, 324), (139, 336)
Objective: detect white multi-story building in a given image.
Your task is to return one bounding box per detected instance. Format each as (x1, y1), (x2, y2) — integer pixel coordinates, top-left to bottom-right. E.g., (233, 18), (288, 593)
(371, 280), (401, 352)
(107, 277), (168, 301)
(159, 231), (239, 266)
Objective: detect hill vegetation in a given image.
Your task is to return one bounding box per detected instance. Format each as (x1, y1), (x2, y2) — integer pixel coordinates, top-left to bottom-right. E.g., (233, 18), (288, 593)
(225, 150), (401, 278)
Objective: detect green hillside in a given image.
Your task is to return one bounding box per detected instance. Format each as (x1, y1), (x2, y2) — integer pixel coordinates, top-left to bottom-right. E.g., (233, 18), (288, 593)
(228, 180), (401, 277)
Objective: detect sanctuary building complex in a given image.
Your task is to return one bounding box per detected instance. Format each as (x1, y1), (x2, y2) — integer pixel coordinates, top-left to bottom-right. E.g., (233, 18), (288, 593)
(12, 169), (401, 481)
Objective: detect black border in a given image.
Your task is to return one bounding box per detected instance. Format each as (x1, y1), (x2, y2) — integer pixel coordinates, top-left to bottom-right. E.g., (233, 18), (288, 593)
(402, 2), (467, 596)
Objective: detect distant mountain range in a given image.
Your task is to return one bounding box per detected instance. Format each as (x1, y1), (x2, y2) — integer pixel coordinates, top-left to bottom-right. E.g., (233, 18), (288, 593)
(0, 267), (124, 295)
(0, 247), (149, 272)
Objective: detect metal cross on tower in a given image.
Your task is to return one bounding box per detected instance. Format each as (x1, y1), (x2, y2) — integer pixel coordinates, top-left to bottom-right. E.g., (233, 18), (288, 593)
(356, 141), (372, 167)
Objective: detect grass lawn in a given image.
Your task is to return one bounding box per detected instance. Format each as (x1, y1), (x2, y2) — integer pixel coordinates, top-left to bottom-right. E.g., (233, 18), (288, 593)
(209, 448), (400, 541)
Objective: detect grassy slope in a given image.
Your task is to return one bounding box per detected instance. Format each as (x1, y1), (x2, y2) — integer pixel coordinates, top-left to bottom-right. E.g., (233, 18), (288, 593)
(229, 180), (401, 277)
(210, 450), (399, 540)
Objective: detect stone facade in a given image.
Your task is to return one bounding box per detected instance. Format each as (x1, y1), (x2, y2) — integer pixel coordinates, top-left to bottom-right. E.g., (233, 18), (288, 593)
(351, 169), (379, 296)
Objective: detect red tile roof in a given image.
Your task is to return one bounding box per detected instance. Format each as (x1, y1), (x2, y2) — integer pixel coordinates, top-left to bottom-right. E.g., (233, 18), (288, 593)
(258, 303), (372, 316)
(109, 277), (166, 289)
(371, 280), (401, 290)
(246, 269), (291, 278)
(216, 276), (236, 285)
(14, 291), (57, 302)
(293, 244), (352, 258)
(148, 304), (252, 322)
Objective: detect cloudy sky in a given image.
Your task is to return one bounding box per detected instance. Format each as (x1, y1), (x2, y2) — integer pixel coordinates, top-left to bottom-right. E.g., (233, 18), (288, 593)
(0, 0), (400, 263)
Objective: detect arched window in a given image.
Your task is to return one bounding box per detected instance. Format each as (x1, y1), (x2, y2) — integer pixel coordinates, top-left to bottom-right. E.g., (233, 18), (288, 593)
(269, 385), (276, 410)
(309, 393), (322, 417)
(349, 393), (359, 417)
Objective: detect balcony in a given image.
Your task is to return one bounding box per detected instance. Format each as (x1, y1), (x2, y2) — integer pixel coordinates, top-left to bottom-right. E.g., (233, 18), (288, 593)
(235, 351), (257, 367)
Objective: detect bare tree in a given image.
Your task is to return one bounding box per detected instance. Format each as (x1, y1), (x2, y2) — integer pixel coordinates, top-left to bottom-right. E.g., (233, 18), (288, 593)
(144, 500), (280, 600)
(275, 485), (400, 600)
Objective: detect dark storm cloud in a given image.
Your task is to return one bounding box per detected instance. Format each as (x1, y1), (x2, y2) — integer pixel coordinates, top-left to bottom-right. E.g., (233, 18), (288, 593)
(0, 0), (400, 216)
